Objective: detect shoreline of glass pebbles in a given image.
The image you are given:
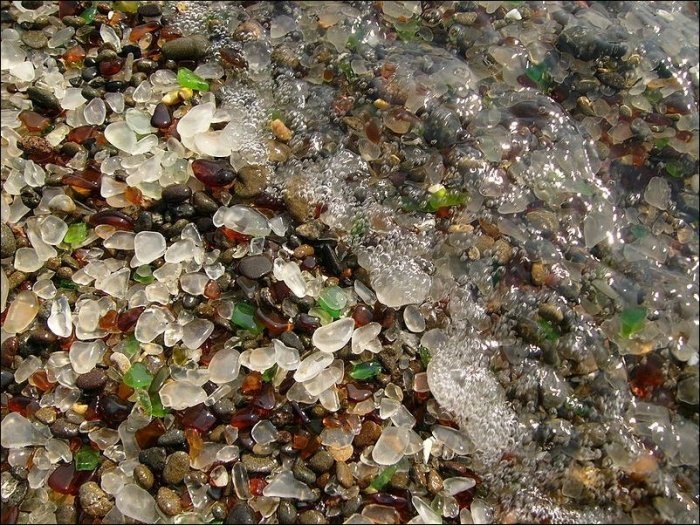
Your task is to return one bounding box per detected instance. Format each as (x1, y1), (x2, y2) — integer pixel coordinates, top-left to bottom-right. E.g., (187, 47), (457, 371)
(1, 1), (698, 524)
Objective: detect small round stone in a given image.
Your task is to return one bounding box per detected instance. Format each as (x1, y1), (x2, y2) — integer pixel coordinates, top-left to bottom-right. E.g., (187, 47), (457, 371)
(21, 30), (47, 49)
(1, 223), (17, 258)
(79, 481), (113, 518)
(162, 184), (193, 203)
(354, 420), (381, 447)
(278, 501), (298, 524)
(238, 255), (273, 280)
(298, 509), (328, 525)
(192, 191), (218, 215)
(75, 369), (107, 391)
(225, 502), (257, 525)
(50, 419), (80, 438)
(139, 447), (167, 472)
(34, 407), (57, 425)
(308, 450), (334, 474)
(156, 486), (182, 516)
(162, 451), (190, 485)
(133, 464), (154, 490)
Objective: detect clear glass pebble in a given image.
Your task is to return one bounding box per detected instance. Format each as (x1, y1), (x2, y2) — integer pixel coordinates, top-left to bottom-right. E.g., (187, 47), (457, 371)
(403, 305), (426, 333)
(1, 413), (48, 448)
(262, 471), (315, 501)
(312, 317), (355, 353)
(272, 257), (306, 298)
(181, 318), (214, 350)
(105, 121), (137, 153)
(69, 340), (107, 374)
(48, 296), (72, 338)
(14, 247), (42, 272)
(134, 307), (170, 343)
(133, 231), (166, 264)
(251, 420), (279, 445)
(239, 346), (277, 372)
(351, 322), (382, 354)
(115, 484), (158, 523)
(159, 381), (207, 410)
(208, 347), (240, 384)
(294, 352), (334, 382)
(273, 339), (300, 370)
(83, 97), (106, 125)
(372, 425), (410, 465)
(3, 290), (39, 334)
(40, 215), (69, 245)
(177, 101), (215, 137)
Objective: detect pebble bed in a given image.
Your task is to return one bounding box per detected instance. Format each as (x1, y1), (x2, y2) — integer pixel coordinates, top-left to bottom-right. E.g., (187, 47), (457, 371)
(0, 1), (698, 524)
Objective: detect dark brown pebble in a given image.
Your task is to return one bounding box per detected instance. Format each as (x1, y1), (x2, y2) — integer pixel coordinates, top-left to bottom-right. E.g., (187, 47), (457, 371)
(62, 15), (86, 28)
(162, 183), (192, 203)
(151, 102), (172, 128)
(50, 419), (80, 438)
(75, 369), (107, 390)
(354, 420), (382, 447)
(192, 191), (218, 215)
(238, 255), (272, 280)
(138, 3), (162, 17)
(192, 159), (236, 188)
(21, 0), (43, 8)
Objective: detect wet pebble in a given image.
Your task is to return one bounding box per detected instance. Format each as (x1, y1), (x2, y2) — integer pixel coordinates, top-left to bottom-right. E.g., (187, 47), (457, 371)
(79, 481), (113, 518)
(50, 419), (79, 438)
(139, 447), (167, 472)
(354, 420), (382, 447)
(26, 86), (61, 111)
(238, 255), (273, 280)
(33, 407), (57, 425)
(192, 191), (218, 215)
(158, 427), (186, 447)
(162, 184), (192, 204)
(308, 450), (334, 474)
(225, 502), (257, 524)
(20, 30), (47, 49)
(138, 3), (162, 17)
(234, 165), (268, 198)
(162, 36), (208, 61)
(150, 102), (172, 128)
(1, 223), (17, 258)
(292, 458), (317, 485)
(241, 453), (278, 473)
(335, 461), (353, 488)
(75, 369), (107, 391)
(156, 486), (182, 516)
(298, 509), (328, 525)
(277, 500), (297, 523)
(162, 451), (190, 485)
(133, 464), (154, 490)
